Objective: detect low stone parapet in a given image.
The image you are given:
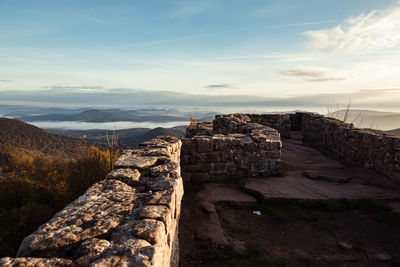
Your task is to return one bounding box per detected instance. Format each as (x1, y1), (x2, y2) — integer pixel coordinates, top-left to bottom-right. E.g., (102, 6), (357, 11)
(1, 136), (183, 267)
(212, 113), (291, 138)
(182, 115), (282, 183)
(298, 112), (400, 183)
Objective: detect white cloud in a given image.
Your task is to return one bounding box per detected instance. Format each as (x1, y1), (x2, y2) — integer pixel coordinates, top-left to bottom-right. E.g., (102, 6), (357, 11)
(278, 67), (347, 82)
(304, 4), (400, 52)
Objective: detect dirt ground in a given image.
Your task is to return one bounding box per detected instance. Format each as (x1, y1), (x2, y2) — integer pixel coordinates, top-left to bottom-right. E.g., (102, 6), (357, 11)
(179, 185), (400, 266)
(179, 132), (400, 266)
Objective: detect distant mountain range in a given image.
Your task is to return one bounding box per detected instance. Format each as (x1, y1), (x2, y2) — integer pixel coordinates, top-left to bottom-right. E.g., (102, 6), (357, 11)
(326, 110), (400, 131)
(385, 128), (400, 136)
(18, 109), (188, 123)
(0, 105), (217, 124)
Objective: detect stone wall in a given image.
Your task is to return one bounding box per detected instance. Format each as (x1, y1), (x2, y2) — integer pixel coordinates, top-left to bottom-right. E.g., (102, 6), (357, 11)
(185, 121), (213, 138)
(246, 114), (291, 139)
(212, 113), (291, 138)
(181, 114), (282, 183)
(2, 112), (399, 267)
(297, 112), (400, 182)
(1, 136), (183, 267)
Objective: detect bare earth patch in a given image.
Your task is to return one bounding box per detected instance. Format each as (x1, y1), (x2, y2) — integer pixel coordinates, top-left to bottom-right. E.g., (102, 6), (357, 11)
(180, 192), (400, 266)
(179, 132), (400, 266)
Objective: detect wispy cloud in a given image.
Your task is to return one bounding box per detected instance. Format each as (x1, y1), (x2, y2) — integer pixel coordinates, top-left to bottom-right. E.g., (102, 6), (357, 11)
(1, 87), (399, 113)
(104, 33), (214, 50)
(79, 16), (109, 25)
(205, 83), (235, 89)
(44, 85), (105, 93)
(279, 67), (347, 82)
(0, 79), (12, 82)
(275, 20), (336, 28)
(304, 4), (400, 52)
(168, 1), (211, 18)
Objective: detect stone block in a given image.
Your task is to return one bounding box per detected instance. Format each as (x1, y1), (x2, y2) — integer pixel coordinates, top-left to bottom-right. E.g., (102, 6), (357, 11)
(131, 219), (166, 245)
(196, 138), (213, 153)
(17, 180), (136, 257)
(106, 168), (141, 186)
(138, 205), (172, 230)
(0, 257), (75, 267)
(149, 161), (179, 177)
(114, 155), (158, 169)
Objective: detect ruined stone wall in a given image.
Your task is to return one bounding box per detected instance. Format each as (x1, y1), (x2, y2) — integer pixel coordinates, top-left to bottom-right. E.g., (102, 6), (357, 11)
(297, 112), (400, 182)
(3, 112), (399, 266)
(246, 114), (291, 138)
(212, 113), (291, 138)
(181, 114), (282, 183)
(1, 136), (183, 267)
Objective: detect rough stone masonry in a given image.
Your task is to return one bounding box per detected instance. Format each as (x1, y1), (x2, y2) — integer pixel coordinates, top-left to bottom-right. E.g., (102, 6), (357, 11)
(1, 112), (399, 267)
(1, 136), (183, 267)
(181, 114), (282, 183)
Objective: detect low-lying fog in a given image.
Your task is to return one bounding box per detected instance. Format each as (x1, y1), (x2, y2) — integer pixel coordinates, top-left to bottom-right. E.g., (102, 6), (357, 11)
(25, 120), (188, 130)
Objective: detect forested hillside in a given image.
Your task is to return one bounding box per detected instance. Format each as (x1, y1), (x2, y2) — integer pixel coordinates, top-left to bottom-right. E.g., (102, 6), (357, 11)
(50, 125), (185, 148)
(0, 117), (88, 158)
(0, 118), (117, 257)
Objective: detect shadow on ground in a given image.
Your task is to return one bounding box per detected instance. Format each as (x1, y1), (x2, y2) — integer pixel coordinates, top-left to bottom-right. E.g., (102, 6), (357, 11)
(179, 132), (400, 266)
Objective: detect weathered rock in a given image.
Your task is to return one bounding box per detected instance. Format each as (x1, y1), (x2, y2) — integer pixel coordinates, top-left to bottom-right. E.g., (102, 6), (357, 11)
(131, 219), (166, 245)
(0, 257), (75, 267)
(88, 239), (157, 267)
(114, 155), (158, 169)
(142, 190), (176, 209)
(75, 238), (111, 265)
(149, 161), (180, 177)
(17, 179), (136, 257)
(138, 205), (172, 229)
(106, 168), (141, 185)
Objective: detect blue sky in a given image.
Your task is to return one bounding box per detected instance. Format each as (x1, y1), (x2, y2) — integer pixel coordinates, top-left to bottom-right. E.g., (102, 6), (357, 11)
(1, 0), (400, 110)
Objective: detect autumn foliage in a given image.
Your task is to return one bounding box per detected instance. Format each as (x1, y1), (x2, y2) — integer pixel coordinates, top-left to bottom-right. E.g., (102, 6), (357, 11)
(0, 145), (119, 257)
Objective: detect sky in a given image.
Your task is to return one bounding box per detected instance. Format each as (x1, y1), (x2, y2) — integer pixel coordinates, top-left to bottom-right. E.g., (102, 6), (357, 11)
(1, 0), (400, 111)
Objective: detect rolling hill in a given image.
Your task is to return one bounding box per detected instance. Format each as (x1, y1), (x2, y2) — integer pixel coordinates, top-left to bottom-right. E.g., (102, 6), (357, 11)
(0, 117), (88, 158)
(122, 127), (184, 147)
(50, 125), (186, 148)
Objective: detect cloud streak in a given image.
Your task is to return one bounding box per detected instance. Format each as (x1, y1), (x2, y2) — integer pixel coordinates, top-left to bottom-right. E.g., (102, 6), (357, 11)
(205, 84), (235, 89)
(43, 85), (105, 93)
(79, 16), (109, 25)
(1, 87), (399, 112)
(304, 4), (400, 52)
(279, 67), (347, 82)
(276, 20), (336, 28)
